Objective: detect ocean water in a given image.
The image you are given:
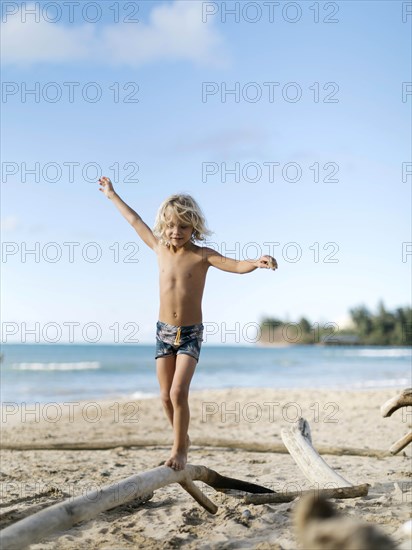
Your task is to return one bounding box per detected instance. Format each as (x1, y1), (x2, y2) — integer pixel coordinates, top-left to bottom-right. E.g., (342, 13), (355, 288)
(0, 344), (411, 404)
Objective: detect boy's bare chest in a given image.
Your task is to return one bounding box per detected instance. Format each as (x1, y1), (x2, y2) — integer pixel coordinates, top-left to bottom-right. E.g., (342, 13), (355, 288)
(158, 252), (205, 284)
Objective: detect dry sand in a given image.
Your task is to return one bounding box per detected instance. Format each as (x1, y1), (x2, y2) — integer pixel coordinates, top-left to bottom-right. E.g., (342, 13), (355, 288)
(1, 388), (411, 549)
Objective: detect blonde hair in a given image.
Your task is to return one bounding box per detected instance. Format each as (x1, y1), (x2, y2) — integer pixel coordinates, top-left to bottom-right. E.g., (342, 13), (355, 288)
(153, 194), (212, 243)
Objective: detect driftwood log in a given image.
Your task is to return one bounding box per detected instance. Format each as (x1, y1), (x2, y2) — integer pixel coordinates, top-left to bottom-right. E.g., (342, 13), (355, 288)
(244, 483), (369, 504)
(389, 432), (412, 455)
(245, 418), (368, 505)
(0, 465), (272, 550)
(0, 418), (373, 547)
(281, 419), (394, 548)
(380, 388), (412, 417)
(294, 494), (397, 550)
(281, 418), (353, 487)
(0, 438), (390, 458)
(381, 388), (412, 455)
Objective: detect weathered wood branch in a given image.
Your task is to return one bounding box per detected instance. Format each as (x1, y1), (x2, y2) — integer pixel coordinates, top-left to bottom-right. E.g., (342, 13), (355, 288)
(284, 423), (385, 548)
(281, 418), (353, 487)
(380, 388), (412, 417)
(245, 419), (367, 507)
(389, 432), (412, 455)
(244, 483), (369, 504)
(294, 494), (397, 550)
(0, 438), (390, 458)
(381, 389), (412, 454)
(0, 464), (272, 550)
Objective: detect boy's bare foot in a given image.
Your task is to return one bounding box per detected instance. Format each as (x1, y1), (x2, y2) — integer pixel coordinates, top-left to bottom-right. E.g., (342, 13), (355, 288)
(165, 447), (187, 470)
(165, 436), (191, 470)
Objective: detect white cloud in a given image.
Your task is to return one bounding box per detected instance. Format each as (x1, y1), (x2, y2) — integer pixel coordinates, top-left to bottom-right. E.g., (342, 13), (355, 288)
(1, 13), (96, 65)
(1, 1), (228, 68)
(0, 216), (20, 232)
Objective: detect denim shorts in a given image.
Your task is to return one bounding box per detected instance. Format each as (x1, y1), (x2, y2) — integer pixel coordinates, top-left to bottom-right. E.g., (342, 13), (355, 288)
(155, 321), (204, 362)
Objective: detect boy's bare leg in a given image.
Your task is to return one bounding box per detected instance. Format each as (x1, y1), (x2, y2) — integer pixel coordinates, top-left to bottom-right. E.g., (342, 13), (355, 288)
(166, 354), (197, 470)
(156, 355), (191, 453)
(156, 356), (176, 427)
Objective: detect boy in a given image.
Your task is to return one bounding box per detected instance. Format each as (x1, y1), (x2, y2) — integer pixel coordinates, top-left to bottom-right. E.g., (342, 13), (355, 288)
(98, 177), (277, 470)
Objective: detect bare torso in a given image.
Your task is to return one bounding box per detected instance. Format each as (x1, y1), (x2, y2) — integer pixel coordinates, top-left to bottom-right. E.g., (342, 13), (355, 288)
(157, 242), (209, 326)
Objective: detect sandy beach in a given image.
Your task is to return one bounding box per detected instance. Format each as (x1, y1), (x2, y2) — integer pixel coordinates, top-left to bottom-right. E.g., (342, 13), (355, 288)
(1, 387), (411, 549)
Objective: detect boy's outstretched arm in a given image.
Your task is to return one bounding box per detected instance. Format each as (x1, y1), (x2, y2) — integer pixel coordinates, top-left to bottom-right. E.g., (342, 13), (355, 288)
(204, 247), (277, 274)
(98, 176), (158, 251)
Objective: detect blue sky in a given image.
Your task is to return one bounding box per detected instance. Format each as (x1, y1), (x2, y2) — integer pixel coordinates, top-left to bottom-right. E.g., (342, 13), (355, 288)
(1, 0), (411, 344)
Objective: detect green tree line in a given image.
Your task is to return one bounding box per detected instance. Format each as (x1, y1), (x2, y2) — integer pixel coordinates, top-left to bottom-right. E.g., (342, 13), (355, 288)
(260, 302), (412, 345)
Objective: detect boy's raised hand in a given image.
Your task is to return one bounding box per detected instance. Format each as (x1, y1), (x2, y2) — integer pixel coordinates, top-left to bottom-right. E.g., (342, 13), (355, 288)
(257, 255), (278, 270)
(98, 176), (115, 199)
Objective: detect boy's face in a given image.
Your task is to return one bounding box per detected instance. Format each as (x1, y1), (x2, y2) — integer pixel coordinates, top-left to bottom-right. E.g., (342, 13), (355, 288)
(164, 213), (193, 248)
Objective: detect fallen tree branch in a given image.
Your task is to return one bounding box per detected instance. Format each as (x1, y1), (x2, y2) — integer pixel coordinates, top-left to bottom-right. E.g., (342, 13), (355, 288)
(0, 464), (272, 550)
(389, 432), (412, 455)
(246, 419), (368, 506)
(381, 389), (412, 454)
(281, 418), (353, 487)
(0, 439), (390, 458)
(244, 483), (369, 504)
(294, 493), (397, 550)
(380, 388), (412, 418)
